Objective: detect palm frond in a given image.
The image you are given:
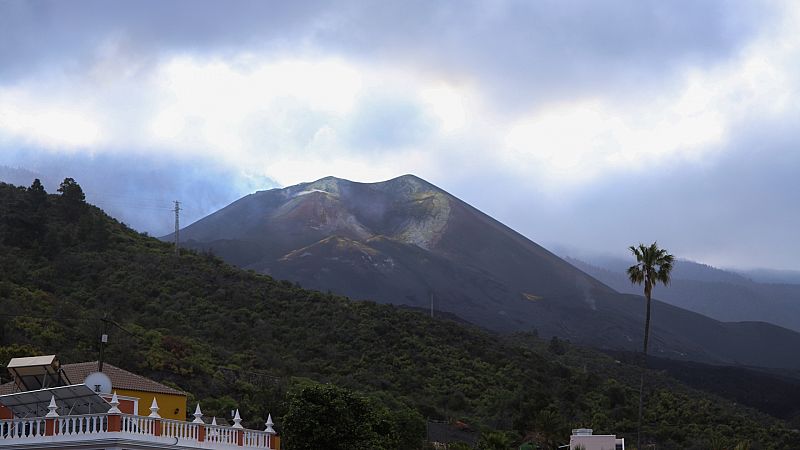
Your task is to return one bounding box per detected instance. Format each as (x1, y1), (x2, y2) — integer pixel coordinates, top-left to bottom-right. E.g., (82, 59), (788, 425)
(629, 245), (643, 262)
(655, 252), (674, 286)
(628, 242), (674, 287)
(627, 265), (644, 284)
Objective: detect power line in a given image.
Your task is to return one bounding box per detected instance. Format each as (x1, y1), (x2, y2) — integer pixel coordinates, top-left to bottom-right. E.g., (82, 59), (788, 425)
(83, 191), (177, 204)
(90, 201), (174, 212)
(0, 313), (101, 322)
(84, 189), (187, 201)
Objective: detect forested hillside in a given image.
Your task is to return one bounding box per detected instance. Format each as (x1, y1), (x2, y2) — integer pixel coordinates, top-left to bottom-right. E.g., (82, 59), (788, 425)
(0, 180), (795, 449)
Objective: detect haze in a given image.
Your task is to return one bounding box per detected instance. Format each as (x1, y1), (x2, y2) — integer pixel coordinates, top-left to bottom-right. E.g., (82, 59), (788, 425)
(1, 0), (798, 271)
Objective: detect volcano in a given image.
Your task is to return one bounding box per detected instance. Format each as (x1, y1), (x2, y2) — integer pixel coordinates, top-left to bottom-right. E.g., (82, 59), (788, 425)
(169, 175), (800, 370)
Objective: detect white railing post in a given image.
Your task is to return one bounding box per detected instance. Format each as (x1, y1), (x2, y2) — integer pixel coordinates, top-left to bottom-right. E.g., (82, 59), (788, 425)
(232, 409), (244, 446)
(208, 417), (218, 442)
(265, 414), (276, 449)
(45, 395), (58, 436)
(149, 397), (162, 436)
(192, 403), (206, 442)
(107, 392), (122, 433)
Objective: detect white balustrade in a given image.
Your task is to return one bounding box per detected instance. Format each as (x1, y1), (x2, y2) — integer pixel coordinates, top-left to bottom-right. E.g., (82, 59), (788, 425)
(0, 418), (45, 439)
(0, 414), (273, 449)
(162, 417), (200, 441)
(243, 430), (271, 448)
(121, 414), (156, 435)
(56, 414), (108, 436)
(206, 423), (238, 445)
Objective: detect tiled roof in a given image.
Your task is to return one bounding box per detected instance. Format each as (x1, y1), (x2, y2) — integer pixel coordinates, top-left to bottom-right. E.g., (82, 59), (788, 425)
(0, 381), (17, 396)
(0, 362), (185, 396)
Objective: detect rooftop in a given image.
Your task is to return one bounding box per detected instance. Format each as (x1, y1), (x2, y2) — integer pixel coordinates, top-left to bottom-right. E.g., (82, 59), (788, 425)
(6, 355), (57, 369)
(0, 361), (185, 396)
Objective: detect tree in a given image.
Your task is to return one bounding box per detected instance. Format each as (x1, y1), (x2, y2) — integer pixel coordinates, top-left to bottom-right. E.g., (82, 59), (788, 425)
(57, 177), (86, 220)
(627, 242), (674, 355)
(57, 177), (85, 203)
(534, 410), (564, 450)
(282, 383), (372, 450)
(547, 336), (566, 355)
(27, 179), (48, 209)
(627, 242), (674, 450)
(3, 181), (48, 247)
(281, 383), (407, 450)
(478, 430), (512, 450)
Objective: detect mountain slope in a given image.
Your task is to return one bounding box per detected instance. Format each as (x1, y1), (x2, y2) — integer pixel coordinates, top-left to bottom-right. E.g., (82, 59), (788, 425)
(176, 175), (613, 331)
(3, 180), (797, 449)
(172, 175), (800, 370)
(740, 268), (800, 284)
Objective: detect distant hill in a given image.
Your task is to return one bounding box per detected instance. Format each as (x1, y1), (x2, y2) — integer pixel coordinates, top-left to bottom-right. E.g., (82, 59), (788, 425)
(0, 165), (43, 187)
(566, 256), (800, 333)
(169, 175), (800, 370)
(4, 179), (797, 449)
(739, 268), (800, 285)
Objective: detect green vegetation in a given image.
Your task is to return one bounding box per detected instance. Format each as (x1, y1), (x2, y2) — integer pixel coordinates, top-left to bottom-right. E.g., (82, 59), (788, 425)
(282, 382), (417, 450)
(0, 180), (795, 449)
(476, 430), (513, 450)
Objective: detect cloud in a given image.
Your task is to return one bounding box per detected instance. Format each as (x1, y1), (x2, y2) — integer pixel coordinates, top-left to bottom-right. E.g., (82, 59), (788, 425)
(1, 0), (799, 269)
(0, 0), (775, 100)
(0, 51), (482, 186)
(0, 88), (103, 149)
(0, 149), (275, 235)
(534, 114), (800, 270)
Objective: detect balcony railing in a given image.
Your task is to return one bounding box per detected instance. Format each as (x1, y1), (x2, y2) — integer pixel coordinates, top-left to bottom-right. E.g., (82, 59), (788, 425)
(0, 414), (275, 448)
(0, 394), (276, 449)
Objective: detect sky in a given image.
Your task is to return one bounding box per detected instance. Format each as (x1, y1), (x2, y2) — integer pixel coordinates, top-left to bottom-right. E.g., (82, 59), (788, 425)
(1, 0), (799, 270)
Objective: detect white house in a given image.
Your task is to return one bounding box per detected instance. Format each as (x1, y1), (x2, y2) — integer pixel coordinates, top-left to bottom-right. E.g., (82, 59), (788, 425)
(569, 428), (624, 450)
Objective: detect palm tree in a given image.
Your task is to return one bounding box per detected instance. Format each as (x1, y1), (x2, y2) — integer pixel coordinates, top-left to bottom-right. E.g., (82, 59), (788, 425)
(628, 242), (674, 355)
(477, 430), (512, 450)
(534, 410), (563, 449)
(628, 242), (674, 450)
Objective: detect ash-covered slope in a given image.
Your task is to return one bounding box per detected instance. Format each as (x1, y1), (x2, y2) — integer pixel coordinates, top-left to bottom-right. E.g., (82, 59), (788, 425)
(175, 175), (612, 329)
(171, 175), (800, 369)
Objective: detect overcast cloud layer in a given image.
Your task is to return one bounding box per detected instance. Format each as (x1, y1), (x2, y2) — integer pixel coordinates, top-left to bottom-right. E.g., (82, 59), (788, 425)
(1, 0), (798, 270)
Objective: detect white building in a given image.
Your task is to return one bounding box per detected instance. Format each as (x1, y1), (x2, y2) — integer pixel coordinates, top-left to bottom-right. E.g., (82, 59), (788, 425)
(569, 428), (624, 450)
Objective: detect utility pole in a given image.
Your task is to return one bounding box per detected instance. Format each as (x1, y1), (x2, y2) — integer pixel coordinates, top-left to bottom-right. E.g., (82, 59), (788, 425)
(174, 200), (181, 255)
(430, 292), (434, 318)
(99, 315), (109, 373)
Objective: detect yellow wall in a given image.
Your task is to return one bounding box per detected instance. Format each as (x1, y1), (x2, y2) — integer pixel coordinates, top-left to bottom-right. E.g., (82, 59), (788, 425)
(114, 389), (186, 420)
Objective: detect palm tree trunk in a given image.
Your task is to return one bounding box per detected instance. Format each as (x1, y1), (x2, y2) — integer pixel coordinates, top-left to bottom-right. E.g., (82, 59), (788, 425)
(637, 287), (652, 450)
(643, 297), (651, 354)
(637, 371), (645, 450)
